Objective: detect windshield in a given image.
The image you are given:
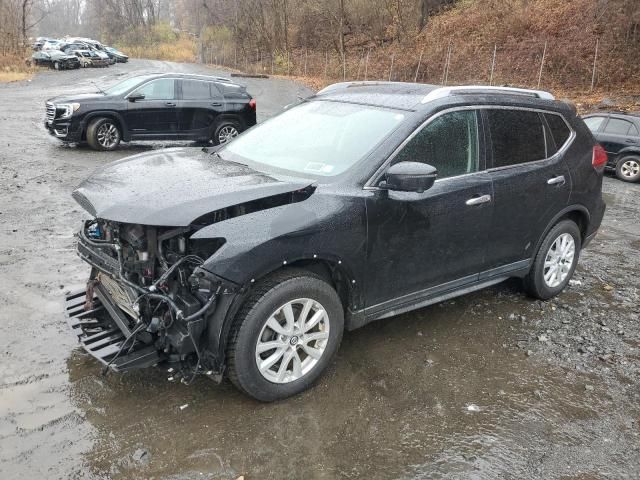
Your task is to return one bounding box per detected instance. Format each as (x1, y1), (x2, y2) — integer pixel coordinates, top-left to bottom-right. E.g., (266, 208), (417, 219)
(220, 101), (405, 177)
(103, 76), (154, 96)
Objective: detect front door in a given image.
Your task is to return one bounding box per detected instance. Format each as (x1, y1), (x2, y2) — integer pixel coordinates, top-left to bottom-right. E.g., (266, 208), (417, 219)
(365, 109), (493, 311)
(125, 78), (179, 135)
(484, 108), (572, 270)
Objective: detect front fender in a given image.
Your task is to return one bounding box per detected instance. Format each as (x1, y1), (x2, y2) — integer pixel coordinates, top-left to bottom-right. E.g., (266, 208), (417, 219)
(191, 194), (366, 290)
(191, 193), (367, 366)
(81, 111), (130, 141)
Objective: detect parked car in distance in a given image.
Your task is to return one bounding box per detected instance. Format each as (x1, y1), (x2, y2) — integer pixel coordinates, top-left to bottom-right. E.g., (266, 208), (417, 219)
(44, 73), (257, 150)
(71, 50), (94, 68)
(66, 83), (606, 401)
(31, 50), (80, 70)
(104, 46), (129, 63)
(583, 112), (640, 182)
(61, 42), (111, 66)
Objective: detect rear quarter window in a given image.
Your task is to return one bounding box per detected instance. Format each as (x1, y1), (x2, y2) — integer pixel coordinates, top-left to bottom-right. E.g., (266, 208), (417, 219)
(487, 109), (547, 168)
(544, 113), (572, 152)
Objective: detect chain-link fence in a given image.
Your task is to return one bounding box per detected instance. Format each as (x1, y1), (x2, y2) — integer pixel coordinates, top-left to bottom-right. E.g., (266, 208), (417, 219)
(202, 37), (639, 92)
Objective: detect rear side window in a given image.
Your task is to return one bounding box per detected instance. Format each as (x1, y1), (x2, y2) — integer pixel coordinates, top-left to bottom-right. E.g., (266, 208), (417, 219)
(603, 118), (633, 135)
(544, 113), (572, 152)
(210, 83), (223, 99)
(182, 80), (211, 100)
(584, 116), (606, 132)
(487, 110), (546, 167)
(394, 110), (479, 179)
(630, 123), (640, 136)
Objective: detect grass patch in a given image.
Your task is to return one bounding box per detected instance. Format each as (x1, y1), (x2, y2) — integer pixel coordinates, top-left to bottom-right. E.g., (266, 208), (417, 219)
(0, 71), (32, 82)
(0, 52), (35, 83)
(114, 23), (197, 63)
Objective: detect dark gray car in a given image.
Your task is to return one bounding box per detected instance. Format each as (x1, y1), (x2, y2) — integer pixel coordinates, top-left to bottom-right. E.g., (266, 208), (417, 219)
(583, 112), (640, 182)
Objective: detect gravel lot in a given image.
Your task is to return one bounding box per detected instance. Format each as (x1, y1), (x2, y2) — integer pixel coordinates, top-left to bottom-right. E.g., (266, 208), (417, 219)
(0, 60), (638, 480)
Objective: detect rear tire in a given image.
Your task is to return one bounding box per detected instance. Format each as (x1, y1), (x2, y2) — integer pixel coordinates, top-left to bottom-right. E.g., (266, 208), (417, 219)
(615, 155), (640, 183)
(524, 220), (581, 300)
(212, 118), (241, 145)
(86, 117), (121, 151)
(53, 61), (60, 70)
(226, 269), (344, 402)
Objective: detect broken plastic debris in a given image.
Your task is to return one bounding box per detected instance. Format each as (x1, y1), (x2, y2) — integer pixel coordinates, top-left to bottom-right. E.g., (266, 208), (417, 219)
(466, 404), (481, 412)
(179, 404), (189, 411)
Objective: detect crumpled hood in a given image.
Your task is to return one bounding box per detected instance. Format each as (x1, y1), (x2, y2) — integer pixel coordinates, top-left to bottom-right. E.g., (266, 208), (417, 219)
(72, 147), (314, 227)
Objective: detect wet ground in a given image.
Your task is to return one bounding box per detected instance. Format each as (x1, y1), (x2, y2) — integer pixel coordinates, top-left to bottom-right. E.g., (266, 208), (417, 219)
(0, 60), (639, 479)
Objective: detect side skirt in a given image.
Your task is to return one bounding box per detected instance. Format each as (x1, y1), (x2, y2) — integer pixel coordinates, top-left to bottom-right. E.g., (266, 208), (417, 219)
(347, 259), (531, 330)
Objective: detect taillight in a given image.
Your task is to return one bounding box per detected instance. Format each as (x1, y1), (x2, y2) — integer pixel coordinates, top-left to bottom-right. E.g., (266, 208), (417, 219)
(249, 99), (256, 111)
(592, 144), (607, 171)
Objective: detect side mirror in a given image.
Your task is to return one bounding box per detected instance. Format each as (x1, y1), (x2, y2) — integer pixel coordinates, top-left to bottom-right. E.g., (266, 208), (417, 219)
(128, 93), (145, 102)
(382, 161), (438, 193)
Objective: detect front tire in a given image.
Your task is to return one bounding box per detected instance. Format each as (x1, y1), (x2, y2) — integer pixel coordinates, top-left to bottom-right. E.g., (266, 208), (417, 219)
(86, 117), (121, 151)
(53, 61), (60, 70)
(226, 269), (344, 402)
(615, 155), (640, 183)
(524, 220), (581, 300)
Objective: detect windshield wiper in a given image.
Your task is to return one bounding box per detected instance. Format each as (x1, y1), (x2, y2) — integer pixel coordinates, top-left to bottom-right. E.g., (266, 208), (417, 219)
(209, 150), (248, 168)
(92, 81), (106, 95)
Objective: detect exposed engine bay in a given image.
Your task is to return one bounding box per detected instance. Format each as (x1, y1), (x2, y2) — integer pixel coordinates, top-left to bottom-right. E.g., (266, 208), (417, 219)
(69, 218), (227, 382)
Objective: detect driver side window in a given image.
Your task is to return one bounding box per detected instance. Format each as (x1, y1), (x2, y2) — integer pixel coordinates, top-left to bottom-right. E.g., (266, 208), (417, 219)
(132, 79), (175, 100)
(394, 110), (480, 179)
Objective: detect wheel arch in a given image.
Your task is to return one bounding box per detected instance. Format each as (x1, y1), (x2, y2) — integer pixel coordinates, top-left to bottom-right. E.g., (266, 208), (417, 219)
(612, 147), (640, 164)
(532, 205), (590, 259)
(207, 257), (360, 370)
(82, 111), (129, 141)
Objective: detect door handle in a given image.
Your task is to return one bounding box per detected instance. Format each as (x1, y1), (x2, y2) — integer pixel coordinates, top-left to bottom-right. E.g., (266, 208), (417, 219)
(547, 175), (566, 186)
(625, 139), (637, 144)
(465, 194), (492, 206)
(211, 102), (222, 107)
(165, 102), (176, 107)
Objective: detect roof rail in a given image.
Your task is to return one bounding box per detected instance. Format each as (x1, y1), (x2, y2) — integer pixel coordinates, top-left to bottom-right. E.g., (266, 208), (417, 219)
(422, 86), (555, 103)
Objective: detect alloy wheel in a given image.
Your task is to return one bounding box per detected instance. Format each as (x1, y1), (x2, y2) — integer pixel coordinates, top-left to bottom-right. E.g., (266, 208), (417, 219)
(543, 233), (575, 288)
(96, 123), (119, 149)
(218, 125), (239, 144)
(255, 298), (330, 384)
(620, 159), (640, 179)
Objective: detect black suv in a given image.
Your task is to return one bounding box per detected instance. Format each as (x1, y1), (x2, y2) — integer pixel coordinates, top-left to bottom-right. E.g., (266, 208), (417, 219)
(45, 73), (257, 150)
(66, 83), (606, 401)
(583, 112), (640, 182)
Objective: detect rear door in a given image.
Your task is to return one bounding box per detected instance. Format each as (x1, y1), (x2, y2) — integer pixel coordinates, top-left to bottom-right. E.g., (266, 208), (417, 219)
(178, 79), (224, 138)
(484, 108), (572, 272)
(124, 78), (179, 135)
(598, 116), (640, 156)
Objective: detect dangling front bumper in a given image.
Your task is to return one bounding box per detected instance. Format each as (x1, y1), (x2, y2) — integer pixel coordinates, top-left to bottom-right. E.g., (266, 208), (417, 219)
(65, 284), (163, 372)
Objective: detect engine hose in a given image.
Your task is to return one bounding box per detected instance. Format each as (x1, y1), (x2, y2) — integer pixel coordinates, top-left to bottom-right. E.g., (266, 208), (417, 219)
(181, 285), (221, 322)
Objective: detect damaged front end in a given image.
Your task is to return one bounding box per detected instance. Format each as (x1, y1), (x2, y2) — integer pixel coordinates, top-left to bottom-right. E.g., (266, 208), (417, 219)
(66, 219), (230, 381)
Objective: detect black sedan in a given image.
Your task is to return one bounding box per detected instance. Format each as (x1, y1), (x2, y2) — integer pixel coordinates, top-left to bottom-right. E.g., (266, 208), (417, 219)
(31, 50), (80, 70)
(583, 112), (640, 182)
(104, 46), (129, 63)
